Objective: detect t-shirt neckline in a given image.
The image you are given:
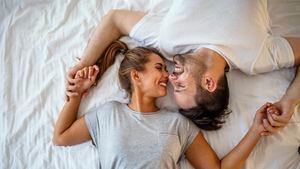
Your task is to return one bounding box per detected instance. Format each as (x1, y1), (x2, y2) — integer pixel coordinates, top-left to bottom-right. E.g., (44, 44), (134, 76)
(122, 104), (161, 115)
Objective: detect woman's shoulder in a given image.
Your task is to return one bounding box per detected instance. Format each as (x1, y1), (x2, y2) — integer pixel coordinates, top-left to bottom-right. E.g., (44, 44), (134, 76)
(91, 101), (124, 114)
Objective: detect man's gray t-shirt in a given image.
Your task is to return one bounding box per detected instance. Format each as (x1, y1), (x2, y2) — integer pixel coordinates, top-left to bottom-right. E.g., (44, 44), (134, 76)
(84, 101), (199, 169)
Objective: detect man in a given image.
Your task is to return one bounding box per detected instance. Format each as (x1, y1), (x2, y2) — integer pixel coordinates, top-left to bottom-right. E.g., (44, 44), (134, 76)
(66, 0), (300, 132)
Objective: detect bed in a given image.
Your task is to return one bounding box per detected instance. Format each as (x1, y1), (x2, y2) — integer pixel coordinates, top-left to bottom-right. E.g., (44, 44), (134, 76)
(1, 0), (299, 168)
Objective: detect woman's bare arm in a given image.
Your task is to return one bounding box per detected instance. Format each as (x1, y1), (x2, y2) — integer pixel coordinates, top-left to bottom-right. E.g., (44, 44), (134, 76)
(52, 96), (91, 146)
(186, 104), (270, 169)
(54, 66), (99, 146)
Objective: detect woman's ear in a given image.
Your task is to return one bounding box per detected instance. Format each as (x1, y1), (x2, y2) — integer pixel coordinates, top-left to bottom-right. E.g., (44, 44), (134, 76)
(203, 75), (217, 92)
(130, 69), (141, 84)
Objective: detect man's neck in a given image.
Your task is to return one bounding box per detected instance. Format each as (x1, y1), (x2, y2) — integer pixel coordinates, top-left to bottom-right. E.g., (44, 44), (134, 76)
(212, 51), (228, 72)
(195, 47), (228, 72)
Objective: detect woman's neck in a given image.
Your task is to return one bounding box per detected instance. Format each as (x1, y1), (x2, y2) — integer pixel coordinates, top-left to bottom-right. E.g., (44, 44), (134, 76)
(128, 91), (159, 113)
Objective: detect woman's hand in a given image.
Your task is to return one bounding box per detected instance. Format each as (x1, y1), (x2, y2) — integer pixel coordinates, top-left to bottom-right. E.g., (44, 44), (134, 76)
(72, 65), (99, 96)
(251, 103), (280, 136)
(65, 62), (99, 99)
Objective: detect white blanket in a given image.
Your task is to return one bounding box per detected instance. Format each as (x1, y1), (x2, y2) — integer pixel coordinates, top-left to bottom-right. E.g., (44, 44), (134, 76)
(1, 0), (299, 169)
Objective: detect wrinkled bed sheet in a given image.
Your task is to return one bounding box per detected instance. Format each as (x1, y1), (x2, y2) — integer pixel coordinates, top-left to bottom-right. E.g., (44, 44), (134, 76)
(1, 0), (299, 168)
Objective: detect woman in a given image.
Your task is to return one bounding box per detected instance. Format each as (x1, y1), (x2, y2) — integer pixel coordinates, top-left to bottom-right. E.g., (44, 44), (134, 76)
(54, 41), (278, 169)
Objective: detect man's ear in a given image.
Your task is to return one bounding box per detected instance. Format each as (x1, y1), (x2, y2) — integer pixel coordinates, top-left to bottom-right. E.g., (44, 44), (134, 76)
(204, 75), (217, 92)
(130, 69), (142, 84)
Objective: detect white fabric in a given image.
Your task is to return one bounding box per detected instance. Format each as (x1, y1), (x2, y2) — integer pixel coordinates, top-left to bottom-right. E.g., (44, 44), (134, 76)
(252, 36), (294, 74)
(132, 0), (296, 75)
(1, 0), (300, 169)
(129, 12), (162, 49)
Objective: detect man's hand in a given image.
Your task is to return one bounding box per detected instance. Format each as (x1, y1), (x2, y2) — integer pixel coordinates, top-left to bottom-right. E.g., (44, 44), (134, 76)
(65, 62), (99, 100)
(74, 65), (99, 95)
(261, 98), (299, 135)
(65, 64), (84, 100)
(271, 98), (299, 126)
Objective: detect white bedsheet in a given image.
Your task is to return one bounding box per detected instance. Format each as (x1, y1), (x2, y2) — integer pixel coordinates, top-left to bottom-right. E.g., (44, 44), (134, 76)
(1, 0), (299, 169)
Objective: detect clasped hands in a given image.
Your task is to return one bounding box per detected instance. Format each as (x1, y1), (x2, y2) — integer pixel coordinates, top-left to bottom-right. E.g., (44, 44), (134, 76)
(66, 65), (100, 97)
(252, 101), (293, 137)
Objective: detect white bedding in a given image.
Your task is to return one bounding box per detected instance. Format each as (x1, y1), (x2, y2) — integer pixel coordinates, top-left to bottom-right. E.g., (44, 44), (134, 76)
(1, 0), (299, 169)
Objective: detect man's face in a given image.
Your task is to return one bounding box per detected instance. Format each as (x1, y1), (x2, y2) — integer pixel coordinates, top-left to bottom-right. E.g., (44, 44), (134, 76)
(168, 55), (198, 109)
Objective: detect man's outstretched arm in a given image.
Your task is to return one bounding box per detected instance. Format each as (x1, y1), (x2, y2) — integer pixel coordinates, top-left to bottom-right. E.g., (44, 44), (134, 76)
(80, 10), (146, 67)
(286, 37), (300, 66)
(265, 67), (300, 133)
(66, 10), (146, 98)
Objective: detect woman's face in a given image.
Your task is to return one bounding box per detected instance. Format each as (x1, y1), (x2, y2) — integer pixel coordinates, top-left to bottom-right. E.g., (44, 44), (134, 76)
(168, 55), (197, 109)
(138, 54), (169, 98)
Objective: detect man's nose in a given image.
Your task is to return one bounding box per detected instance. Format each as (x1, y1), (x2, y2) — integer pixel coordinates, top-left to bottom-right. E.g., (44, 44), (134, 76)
(168, 74), (177, 81)
(168, 74), (178, 89)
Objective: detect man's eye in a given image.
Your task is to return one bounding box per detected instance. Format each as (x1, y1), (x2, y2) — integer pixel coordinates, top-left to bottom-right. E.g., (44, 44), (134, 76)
(178, 84), (185, 88)
(173, 66), (183, 75)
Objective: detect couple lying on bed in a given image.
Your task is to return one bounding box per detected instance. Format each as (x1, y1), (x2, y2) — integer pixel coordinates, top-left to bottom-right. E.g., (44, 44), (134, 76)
(53, 1), (300, 168)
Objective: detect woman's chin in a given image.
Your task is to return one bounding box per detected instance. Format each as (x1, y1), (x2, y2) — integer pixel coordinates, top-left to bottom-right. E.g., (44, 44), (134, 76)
(158, 90), (167, 97)
(151, 88), (167, 98)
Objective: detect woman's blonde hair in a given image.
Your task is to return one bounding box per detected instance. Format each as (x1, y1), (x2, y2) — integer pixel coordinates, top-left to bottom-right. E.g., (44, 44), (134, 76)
(96, 40), (164, 95)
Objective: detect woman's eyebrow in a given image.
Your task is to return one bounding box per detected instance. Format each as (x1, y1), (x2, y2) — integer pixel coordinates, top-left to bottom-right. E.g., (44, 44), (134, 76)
(155, 63), (165, 67)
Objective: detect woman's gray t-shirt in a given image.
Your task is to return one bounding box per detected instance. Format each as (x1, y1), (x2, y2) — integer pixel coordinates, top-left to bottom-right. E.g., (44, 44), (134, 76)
(85, 101), (199, 169)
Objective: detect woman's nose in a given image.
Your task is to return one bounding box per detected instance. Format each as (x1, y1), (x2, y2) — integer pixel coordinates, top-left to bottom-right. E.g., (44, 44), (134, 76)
(163, 70), (169, 78)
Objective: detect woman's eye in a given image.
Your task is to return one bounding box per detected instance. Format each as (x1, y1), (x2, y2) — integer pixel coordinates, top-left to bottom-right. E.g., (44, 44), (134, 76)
(156, 66), (163, 70)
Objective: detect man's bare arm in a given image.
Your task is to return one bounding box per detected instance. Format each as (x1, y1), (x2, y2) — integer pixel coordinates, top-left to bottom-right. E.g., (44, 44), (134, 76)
(266, 67), (300, 131)
(66, 10), (146, 98)
(286, 37), (300, 66)
(80, 10), (146, 67)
